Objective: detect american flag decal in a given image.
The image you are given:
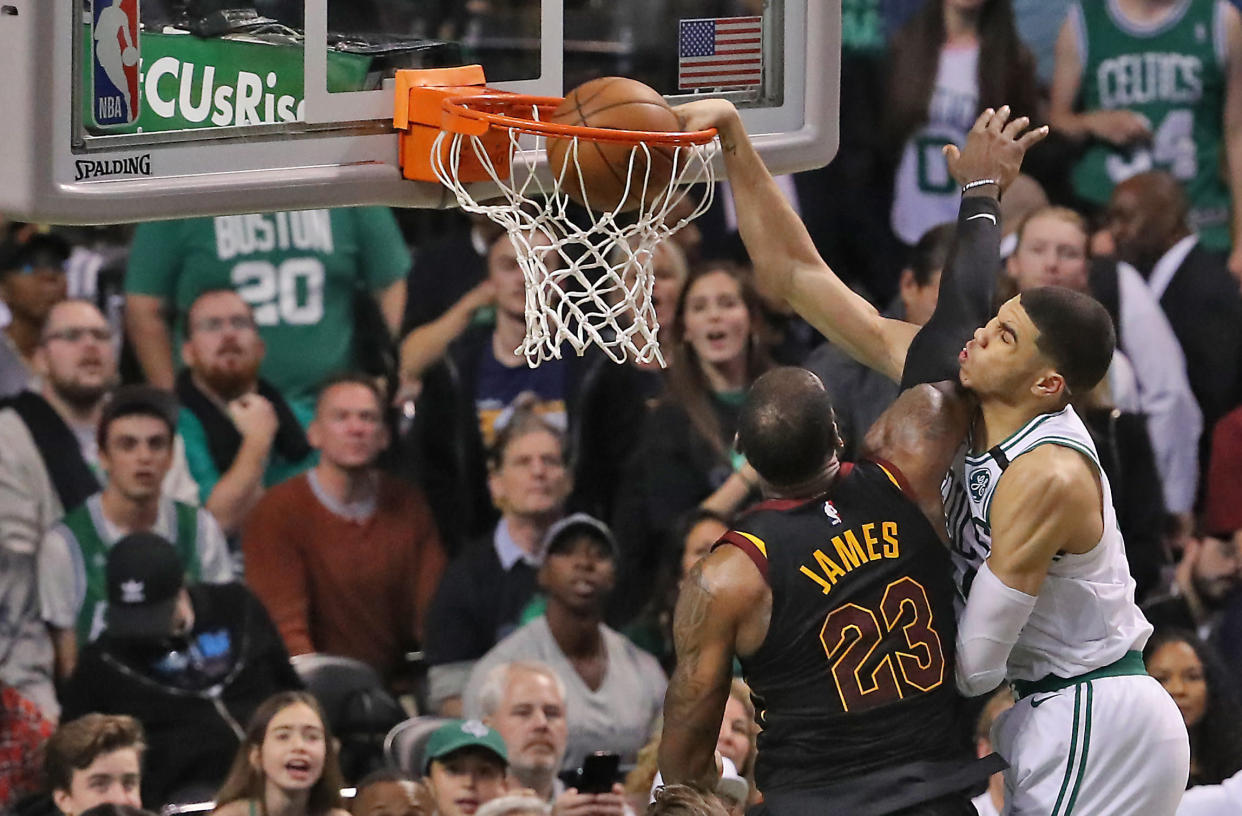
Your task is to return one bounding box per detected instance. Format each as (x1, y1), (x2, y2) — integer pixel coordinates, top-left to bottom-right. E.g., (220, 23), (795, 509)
(678, 16), (763, 91)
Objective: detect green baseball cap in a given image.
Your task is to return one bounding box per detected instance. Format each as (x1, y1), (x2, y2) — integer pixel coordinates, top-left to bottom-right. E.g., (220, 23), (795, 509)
(424, 719), (509, 773)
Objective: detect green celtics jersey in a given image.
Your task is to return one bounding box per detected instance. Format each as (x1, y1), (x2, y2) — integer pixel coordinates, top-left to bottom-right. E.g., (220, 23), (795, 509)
(1071, 0), (1231, 249)
(126, 207), (411, 401)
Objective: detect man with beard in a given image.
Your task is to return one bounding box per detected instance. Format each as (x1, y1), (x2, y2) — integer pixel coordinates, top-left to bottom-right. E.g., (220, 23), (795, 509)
(177, 290), (314, 536)
(243, 374), (445, 683)
(0, 301), (159, 720)
(38, 385), (233, 681)
(1143, 532), (1242, 643)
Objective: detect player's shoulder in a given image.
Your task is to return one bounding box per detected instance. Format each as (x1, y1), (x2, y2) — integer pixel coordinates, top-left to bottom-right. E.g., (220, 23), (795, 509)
(1000, 443), (1098, 499)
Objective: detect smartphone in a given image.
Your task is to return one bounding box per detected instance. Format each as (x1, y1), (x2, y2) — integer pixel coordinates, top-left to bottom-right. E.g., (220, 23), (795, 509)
(578, 751), (620, 794)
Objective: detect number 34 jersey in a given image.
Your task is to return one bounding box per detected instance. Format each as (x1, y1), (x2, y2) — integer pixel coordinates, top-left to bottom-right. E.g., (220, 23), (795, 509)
(717, 459), (974, 794)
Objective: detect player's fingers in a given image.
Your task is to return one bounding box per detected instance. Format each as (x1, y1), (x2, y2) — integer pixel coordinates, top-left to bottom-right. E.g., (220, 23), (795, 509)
(987, 105), (1011, 133)
(1016, 125), (1051, 150)
(1001, 115), (1030, 139)
(942, 144), (961, 175)
(972, 107), (996, 131)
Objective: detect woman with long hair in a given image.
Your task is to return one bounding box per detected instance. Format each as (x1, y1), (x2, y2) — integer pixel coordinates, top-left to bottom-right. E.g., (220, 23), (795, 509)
(213, 691), (349, 816)
(1144, 629), (1242, 787)
(886, 0), (1038, 247)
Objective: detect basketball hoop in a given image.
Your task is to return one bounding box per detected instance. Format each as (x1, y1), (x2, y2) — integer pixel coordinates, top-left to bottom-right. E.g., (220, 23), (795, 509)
(428, 92), (719, 368)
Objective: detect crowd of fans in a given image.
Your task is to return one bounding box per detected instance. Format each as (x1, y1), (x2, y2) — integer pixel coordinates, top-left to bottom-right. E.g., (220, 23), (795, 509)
(5, 0), (1242, 814)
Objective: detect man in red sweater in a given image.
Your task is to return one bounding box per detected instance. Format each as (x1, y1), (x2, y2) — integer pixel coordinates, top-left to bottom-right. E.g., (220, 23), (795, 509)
(242, 373), (445, 683)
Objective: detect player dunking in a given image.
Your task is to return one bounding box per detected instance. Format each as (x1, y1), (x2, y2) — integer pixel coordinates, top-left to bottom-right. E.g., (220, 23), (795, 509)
(659, 112), (1042, 814)
(673, 98), (1189, 814)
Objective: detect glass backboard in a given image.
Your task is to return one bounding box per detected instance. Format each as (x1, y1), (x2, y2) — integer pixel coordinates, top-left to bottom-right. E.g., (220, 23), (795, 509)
(0, 0), (839, 224)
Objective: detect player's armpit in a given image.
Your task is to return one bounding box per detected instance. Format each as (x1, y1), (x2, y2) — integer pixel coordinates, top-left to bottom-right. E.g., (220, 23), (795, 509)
(659, 546), (769, 790)
(986, 445), (1104, 595)
(860, 382), (974, 535)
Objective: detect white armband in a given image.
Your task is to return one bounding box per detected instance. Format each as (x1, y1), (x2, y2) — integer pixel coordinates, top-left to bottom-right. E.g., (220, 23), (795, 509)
(955, 561), (1037, 697)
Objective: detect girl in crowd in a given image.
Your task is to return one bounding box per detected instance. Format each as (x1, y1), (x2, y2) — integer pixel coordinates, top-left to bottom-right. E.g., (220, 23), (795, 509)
(213, 692), (349, 816)
(886, 0), (1038, 248)
(1144, 630), (1242, 788)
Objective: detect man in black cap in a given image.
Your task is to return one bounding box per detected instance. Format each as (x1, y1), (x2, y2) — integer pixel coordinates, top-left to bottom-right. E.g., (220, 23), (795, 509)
(60, 531), (300, 807)
(0, 224), (69, 398)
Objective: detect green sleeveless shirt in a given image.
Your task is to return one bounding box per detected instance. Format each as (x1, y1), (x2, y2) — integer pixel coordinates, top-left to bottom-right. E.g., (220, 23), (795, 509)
(59, 498), (203, 645)
(1072, 0), (1231, 249)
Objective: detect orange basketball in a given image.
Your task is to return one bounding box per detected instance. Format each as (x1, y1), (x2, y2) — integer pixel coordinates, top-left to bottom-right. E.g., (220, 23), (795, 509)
(546, 77), (683, 213)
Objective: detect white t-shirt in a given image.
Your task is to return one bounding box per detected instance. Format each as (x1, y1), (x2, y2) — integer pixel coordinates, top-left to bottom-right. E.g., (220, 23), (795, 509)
(891, 43), (980, 245)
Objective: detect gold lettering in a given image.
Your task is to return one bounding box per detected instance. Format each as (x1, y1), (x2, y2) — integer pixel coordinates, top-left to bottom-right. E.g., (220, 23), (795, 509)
(799, 565), (833, 594)
(848, 529), (878, 562)
(832, 534), (867, 569)
(862, 523), (884, 560)
(814, 549), (846, 583)
(882, 521), (899, 558)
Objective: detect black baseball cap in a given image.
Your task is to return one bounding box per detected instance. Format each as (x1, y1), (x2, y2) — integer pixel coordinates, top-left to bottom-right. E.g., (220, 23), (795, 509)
(0, 224), (70, 275)
(541, 513), (619, 560)
(105, 532), (186, 640)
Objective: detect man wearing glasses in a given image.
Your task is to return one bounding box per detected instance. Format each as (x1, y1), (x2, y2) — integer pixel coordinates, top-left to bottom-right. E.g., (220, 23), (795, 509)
(176, 289), (315, 537)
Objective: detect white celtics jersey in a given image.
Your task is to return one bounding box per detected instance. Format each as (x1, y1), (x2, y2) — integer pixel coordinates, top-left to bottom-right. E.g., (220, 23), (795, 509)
(944, 404), (1153, 682)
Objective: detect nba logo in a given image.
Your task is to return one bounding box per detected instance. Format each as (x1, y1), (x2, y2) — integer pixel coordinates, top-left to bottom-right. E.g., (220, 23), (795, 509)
(91, 0), (140, 127)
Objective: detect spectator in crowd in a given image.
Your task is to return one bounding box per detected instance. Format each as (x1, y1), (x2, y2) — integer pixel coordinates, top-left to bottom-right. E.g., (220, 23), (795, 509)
(464, 515), (666, 771)
(969, 688), (1014, 816)
(1144, 630), (1242, 788)
(625, 509), (732, 672)
(885, 0), (1038, 249)
(1202, 404), (1242, 673)
(0, 225), (68, 398)
(45, 714), (146, 815)
(177, 289), (315, 536)
(0, 301), (179, 720)
(1143, 533), (1242, 642)
(0, 680), (55, 809)
(617, 263), (772, 614)
(409, 231), (599, 550)
(1104, 171), (1242, 452)
(1049, 0), (1242, 271)
(212, 691), (349, 816)
(243, 374), (445, 684)
(124, 208), (410, 408)
(477, 660), (627, 816)
(39, 386), (233, 682)
(1006, 205), (1202, 540)
(421, 720), (511, 816)
(476, 662), (566, 804)
(61, 532), (302, 807)
(351, 770), (426, 816)
(803, 222), (955, 462)
(424, 412), (570, 716)
(401, 213), (502, 335)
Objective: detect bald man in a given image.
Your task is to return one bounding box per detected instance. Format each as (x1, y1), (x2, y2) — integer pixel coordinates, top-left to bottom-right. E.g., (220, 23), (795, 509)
(1105, 171), (1242, 451)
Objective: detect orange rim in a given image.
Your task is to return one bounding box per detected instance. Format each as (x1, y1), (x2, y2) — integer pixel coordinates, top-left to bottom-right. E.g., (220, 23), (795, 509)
(440, 92), (718, 146)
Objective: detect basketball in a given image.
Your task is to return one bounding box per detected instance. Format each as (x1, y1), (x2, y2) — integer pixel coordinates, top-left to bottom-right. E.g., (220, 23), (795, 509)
(546, 77), (683, 213)
(121, 47), (139, 67)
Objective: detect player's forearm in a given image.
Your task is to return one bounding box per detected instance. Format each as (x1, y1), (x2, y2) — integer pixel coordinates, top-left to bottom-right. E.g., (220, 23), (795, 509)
(658, 687), (722, 789)
(715, 119), (906, 379)
(900, 193), (1001, 390)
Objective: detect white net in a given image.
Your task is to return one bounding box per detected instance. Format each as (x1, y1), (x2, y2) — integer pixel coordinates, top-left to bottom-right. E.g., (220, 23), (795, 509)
(430, 118), (718, 367)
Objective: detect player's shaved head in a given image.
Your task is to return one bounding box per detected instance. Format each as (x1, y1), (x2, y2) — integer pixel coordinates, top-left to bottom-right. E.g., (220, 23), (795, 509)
(738, 367), (840, 490)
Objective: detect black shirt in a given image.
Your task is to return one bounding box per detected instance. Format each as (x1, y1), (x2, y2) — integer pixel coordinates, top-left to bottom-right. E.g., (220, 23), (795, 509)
(718, 460), (982, 806)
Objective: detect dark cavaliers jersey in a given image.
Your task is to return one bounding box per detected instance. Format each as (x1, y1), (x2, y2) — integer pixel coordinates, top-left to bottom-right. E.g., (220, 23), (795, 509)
(717, 459), (976, 797)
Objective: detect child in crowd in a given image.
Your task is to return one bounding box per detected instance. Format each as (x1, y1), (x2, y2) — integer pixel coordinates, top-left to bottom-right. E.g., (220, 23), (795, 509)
(212, 692), (349, 816)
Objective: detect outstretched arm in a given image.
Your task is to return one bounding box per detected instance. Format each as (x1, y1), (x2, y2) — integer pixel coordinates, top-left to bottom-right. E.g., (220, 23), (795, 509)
(901, 106), (1048, 389)
(676, 100), (916, 381)
(659, 545), (769, 789)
